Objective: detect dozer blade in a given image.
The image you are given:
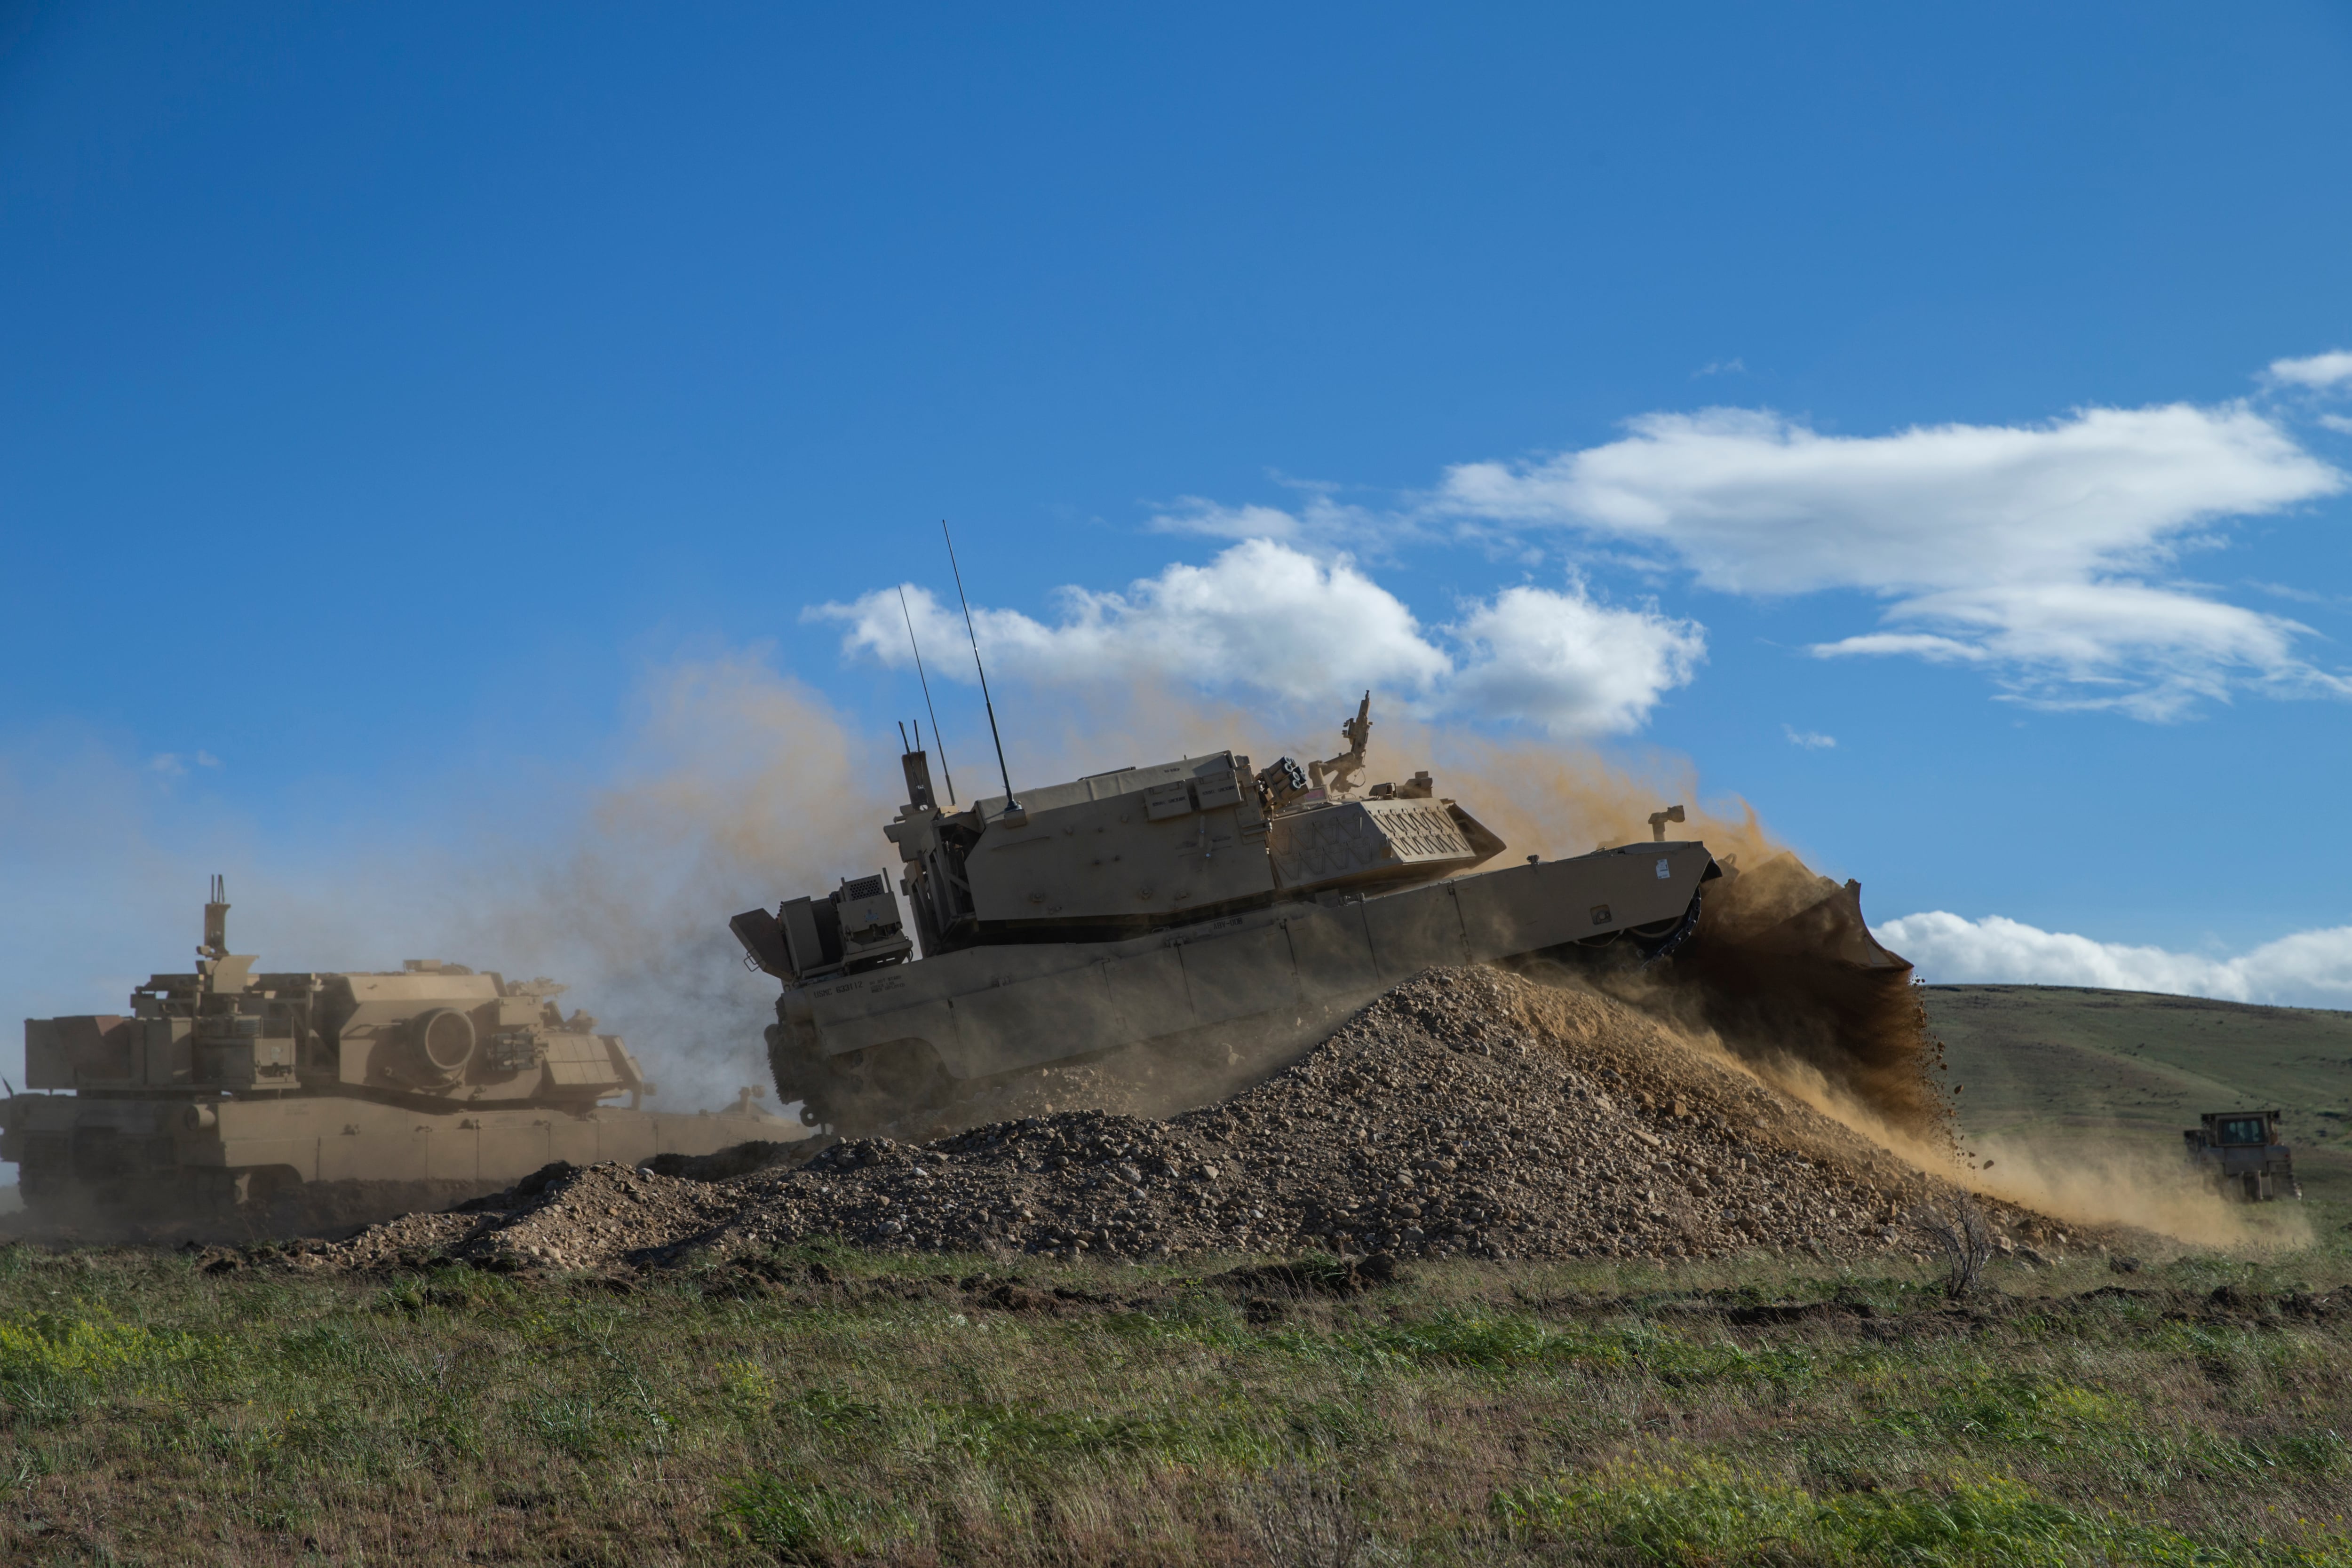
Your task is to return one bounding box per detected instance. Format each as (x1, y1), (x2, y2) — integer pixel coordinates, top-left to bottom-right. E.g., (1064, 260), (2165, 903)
(1663, 853), (1943, 1138)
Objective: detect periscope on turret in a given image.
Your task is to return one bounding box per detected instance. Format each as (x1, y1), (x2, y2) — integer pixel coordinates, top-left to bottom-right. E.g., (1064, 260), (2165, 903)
(2, 879), (804, 1226)
(733, 696), (1723, 1137)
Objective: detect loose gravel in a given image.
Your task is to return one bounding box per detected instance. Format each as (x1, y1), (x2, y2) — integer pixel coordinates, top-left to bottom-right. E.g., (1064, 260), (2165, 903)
(311, 966), (2081, 1275)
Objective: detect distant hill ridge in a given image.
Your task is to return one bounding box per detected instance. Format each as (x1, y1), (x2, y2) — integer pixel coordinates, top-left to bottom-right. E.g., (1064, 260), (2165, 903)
(1922, 983), (2352, 1196)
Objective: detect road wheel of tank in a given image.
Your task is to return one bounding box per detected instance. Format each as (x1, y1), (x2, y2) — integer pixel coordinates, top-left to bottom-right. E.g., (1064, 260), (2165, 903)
(234, 1164), (306, 1220)
(13, 1176), (69, 1227)
(819, 1039), (958, 1138)
(866, 1039), (954, 1106)
(767, 1021), (835, 1127)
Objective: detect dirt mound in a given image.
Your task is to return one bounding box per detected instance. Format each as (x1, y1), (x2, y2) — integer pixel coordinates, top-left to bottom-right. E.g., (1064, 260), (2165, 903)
(326, 1160), (739, 1273)
(306, 967), (2076, 1273)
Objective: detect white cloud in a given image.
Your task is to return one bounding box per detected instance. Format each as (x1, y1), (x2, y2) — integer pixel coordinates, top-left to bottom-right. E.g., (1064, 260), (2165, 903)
(1782, 724), (1836, 749)
(814, 540), (1702, 736)
(2320, 413), (2352, 435)
(1435, 403), (2346, 717)
(1693, 357), (1746, 378)
(2266, 350), (2352, 391)
(1439, 404), (2333, 595)
(1882, 910), (2352, 1007)
(1446, 584), (1705, 735)
(820, 540), (1450, 706)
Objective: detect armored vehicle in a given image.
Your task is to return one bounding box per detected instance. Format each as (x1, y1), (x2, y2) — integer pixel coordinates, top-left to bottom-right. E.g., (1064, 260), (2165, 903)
(734, 697), (1730, 1135)
(2184, 1109), (2300, 1201)
(3, 879), (803, 1228)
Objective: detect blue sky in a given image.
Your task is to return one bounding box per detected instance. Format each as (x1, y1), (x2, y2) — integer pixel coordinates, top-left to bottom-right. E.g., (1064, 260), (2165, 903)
(7, 2), (2352, 1108)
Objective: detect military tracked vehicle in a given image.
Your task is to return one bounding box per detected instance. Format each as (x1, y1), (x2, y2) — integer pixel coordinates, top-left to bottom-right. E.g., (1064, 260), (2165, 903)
(2184, 1109), (2301, 1201)
(3, 880), (803, 1228)
(734, 697), (1731, 1136)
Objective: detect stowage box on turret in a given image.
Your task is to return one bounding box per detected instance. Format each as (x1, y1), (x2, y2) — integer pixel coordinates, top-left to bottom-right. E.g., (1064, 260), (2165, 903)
(3, 879), (803, 1225)
(734, 697), (1723, 1135)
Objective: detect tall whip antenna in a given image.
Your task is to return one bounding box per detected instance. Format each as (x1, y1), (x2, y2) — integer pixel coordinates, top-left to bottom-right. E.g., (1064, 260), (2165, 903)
(897, 585), (958, 805)
(943, 520), (1021, 815)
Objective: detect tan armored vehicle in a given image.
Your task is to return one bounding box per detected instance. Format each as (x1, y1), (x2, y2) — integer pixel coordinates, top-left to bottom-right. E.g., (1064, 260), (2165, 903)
(2184, 1109), (2301, 1201)
(734, 697), (1727, 1135)
(3, 880), (803, 1227)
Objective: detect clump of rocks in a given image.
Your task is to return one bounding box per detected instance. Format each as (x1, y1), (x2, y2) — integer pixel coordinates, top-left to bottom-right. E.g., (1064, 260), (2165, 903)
(326, 1158), (736, 1273)
(315, 966), (2066, 1274)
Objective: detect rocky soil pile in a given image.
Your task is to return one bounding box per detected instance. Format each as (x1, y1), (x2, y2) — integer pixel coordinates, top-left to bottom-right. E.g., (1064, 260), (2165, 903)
(313, 966), (2083, 1275)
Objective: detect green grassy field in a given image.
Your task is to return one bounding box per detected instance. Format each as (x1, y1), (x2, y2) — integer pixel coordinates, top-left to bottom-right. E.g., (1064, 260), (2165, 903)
(1, 986), (2349, 1564)
(1924, 986), (2352, 1198)
(0, 1220), (2347, 1567)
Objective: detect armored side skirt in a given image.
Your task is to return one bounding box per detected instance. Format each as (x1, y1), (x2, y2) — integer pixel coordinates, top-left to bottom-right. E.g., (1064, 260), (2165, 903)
(781, 841), (1714, 1091)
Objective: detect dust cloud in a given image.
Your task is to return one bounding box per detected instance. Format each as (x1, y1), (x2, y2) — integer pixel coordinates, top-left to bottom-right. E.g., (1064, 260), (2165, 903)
(0, 661), (2302, 1252)
(1966, 1132), (2310, 1251)
(0, 654), (901, 1120)
(435, 654), (899, 1112)
(1700, 1034), (2294, 1251)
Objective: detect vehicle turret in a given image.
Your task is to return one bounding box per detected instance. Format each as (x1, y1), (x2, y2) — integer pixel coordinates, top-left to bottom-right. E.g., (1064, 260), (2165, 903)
(734, 693), (1508, 989)
(22, 878), (646, 1107)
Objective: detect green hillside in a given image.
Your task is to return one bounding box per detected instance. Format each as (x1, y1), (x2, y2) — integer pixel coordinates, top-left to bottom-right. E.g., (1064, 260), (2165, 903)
(1922, 984), (2352, 1196)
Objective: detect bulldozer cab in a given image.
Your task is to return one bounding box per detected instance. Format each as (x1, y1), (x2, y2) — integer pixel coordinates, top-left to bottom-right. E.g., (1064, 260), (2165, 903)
(2184, 1109), (2300, 1202)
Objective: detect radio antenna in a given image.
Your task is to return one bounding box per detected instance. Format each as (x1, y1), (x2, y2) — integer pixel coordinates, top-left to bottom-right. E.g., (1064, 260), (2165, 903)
(942, 520), (1020, 815)
(896, 585), (958, 805)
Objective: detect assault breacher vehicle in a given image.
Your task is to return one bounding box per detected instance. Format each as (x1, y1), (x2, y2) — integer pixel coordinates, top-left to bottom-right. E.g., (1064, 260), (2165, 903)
(3, 880), (801, 1227)
(2184, 1109), (2301, 1201)
(734, 697), (1727, 1134)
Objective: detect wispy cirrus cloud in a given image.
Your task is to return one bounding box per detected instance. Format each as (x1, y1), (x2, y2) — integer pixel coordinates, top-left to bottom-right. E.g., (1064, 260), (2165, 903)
(2265, 349), (2352, 391)
(1144, 483), (1414, 558)
(147, 750), (223, 779)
